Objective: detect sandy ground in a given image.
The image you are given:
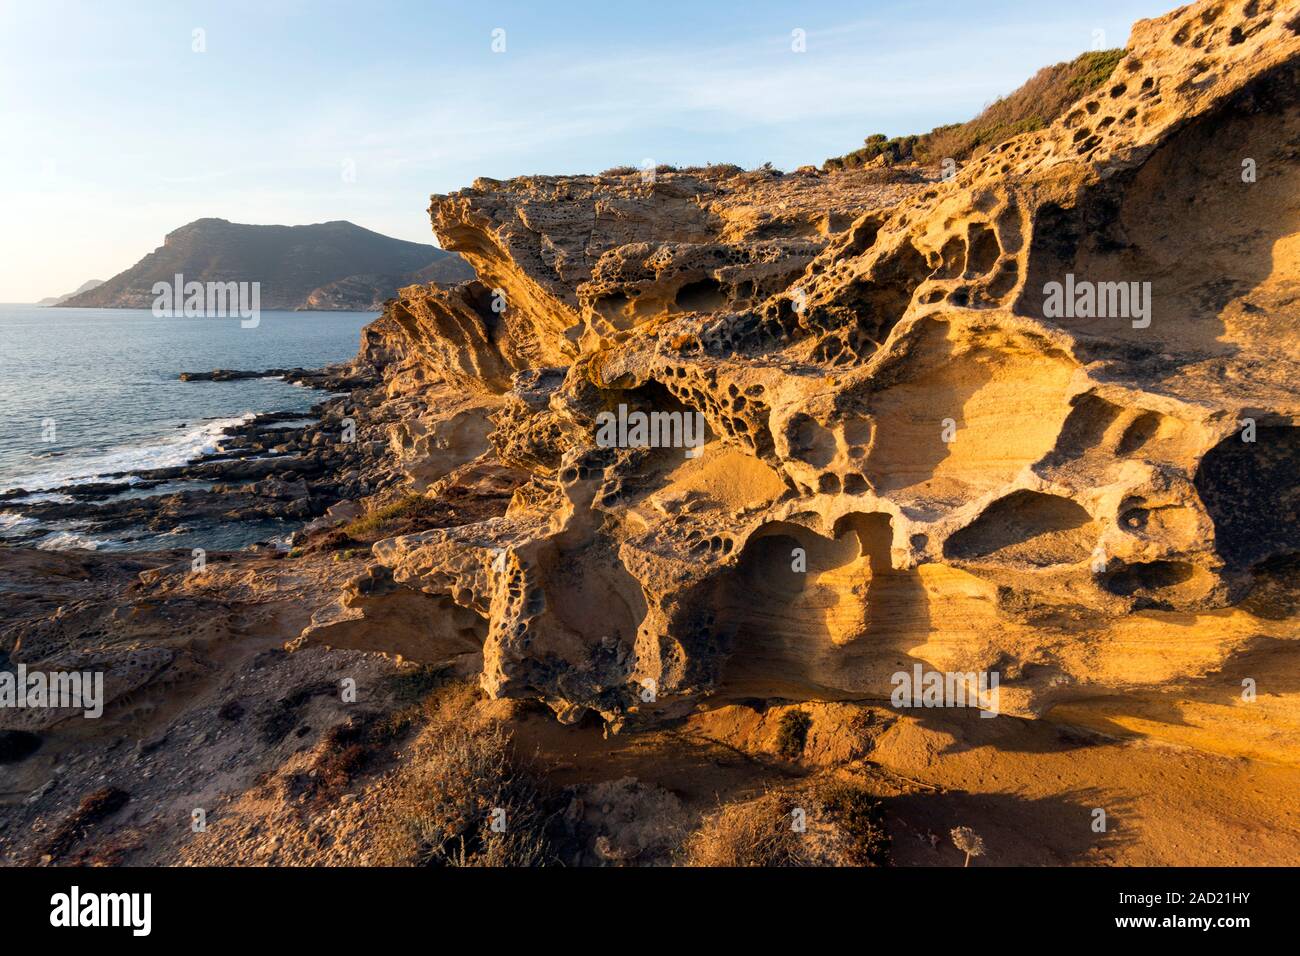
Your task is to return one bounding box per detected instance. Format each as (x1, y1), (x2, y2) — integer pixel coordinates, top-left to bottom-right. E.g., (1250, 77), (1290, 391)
(504, 702), (1300, 867)
(3, 546), (1296, 867)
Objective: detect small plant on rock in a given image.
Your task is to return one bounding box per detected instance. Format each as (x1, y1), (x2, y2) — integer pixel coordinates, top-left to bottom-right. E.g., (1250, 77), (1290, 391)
(951, 826), (986, 867)
(776, 709), (813, 759)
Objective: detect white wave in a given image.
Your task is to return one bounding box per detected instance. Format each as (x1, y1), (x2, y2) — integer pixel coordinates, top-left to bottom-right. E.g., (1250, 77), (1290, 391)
(35, 530), (106, 551)
(0, 512), (37, 532)
(14, 491), (74, 504)
(1, 415), (253, 493)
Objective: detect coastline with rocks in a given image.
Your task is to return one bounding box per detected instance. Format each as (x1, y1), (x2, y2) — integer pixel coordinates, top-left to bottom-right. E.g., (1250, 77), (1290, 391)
(0, 362), (400, 553)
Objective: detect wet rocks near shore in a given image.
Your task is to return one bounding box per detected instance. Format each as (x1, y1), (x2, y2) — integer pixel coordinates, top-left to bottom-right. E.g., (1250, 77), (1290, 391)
(176, 367), (377, 390)
(0, 362), (404, 550)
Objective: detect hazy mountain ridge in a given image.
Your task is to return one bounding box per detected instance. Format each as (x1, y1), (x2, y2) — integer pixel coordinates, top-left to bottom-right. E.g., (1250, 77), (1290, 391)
(61, 218), (472, 311)
(36, 278), (104, 306)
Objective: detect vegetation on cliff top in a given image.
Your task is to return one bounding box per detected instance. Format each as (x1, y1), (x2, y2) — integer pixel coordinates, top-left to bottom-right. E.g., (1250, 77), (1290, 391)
(824, 48), (1124, 170)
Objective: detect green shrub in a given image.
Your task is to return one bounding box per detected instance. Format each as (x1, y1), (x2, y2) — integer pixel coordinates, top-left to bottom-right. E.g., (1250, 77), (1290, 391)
(824, 47), (1124, 169)
(1067, 48), (1125, 96)
(817, 782), (892, 866)
(776, 710), (813, 759)
(343, 494), (443, 540)
(380, 664), (447, 706)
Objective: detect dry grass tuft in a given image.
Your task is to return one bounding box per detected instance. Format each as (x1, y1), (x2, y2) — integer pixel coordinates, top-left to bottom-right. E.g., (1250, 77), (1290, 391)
(373, 684), (563, 867)
(343, 493), (445, 541)
(682, 782), (891, 867)
(682, 791), (811, 867)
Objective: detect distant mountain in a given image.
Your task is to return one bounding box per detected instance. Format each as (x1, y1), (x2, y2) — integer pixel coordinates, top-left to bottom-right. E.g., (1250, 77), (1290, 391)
(37, 279), (104, 306)
(61, 218), (473, 311)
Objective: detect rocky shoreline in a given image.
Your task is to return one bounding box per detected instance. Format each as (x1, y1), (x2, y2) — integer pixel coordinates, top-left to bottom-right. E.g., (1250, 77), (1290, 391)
(0, 363), (401, 552)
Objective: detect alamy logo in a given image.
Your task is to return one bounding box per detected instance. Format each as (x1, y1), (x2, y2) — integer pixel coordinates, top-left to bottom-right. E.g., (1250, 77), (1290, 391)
(152, 273), (260, 328)
(0, 665), (104, 718)
(595, 403), (705, 458)
(890, 665), (1000, 717)
(1042, 273), (1150, 329)
(50, 886), (151, 936)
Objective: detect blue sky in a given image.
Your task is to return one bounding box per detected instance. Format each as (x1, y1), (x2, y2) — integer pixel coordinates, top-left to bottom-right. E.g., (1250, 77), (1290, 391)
(0, 0), (1172, 301)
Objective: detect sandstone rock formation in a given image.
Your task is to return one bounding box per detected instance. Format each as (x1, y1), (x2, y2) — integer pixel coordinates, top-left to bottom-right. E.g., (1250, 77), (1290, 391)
(304, 0), (1300, 766)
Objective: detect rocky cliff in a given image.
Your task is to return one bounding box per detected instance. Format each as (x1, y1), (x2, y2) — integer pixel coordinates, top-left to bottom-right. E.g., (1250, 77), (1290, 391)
(298, 0), (1300, 766)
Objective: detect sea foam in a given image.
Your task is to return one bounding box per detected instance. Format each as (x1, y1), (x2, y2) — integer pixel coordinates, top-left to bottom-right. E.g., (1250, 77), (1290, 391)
(1, 415), (252, 493)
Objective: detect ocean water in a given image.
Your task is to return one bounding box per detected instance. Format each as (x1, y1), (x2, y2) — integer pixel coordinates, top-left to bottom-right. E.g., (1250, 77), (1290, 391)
(0, 305), (375, 495)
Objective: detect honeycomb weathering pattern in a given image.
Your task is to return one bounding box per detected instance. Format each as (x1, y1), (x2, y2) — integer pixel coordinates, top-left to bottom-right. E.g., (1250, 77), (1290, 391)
(303, 0), (1300, 765)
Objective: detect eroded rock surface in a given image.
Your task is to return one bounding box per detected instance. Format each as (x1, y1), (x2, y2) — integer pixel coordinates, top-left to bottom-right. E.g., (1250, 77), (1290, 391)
(303, 0), (1300, 765)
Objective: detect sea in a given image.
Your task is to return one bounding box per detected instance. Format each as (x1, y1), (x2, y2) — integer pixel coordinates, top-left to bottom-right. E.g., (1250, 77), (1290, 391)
(0, 305), (376, 549)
